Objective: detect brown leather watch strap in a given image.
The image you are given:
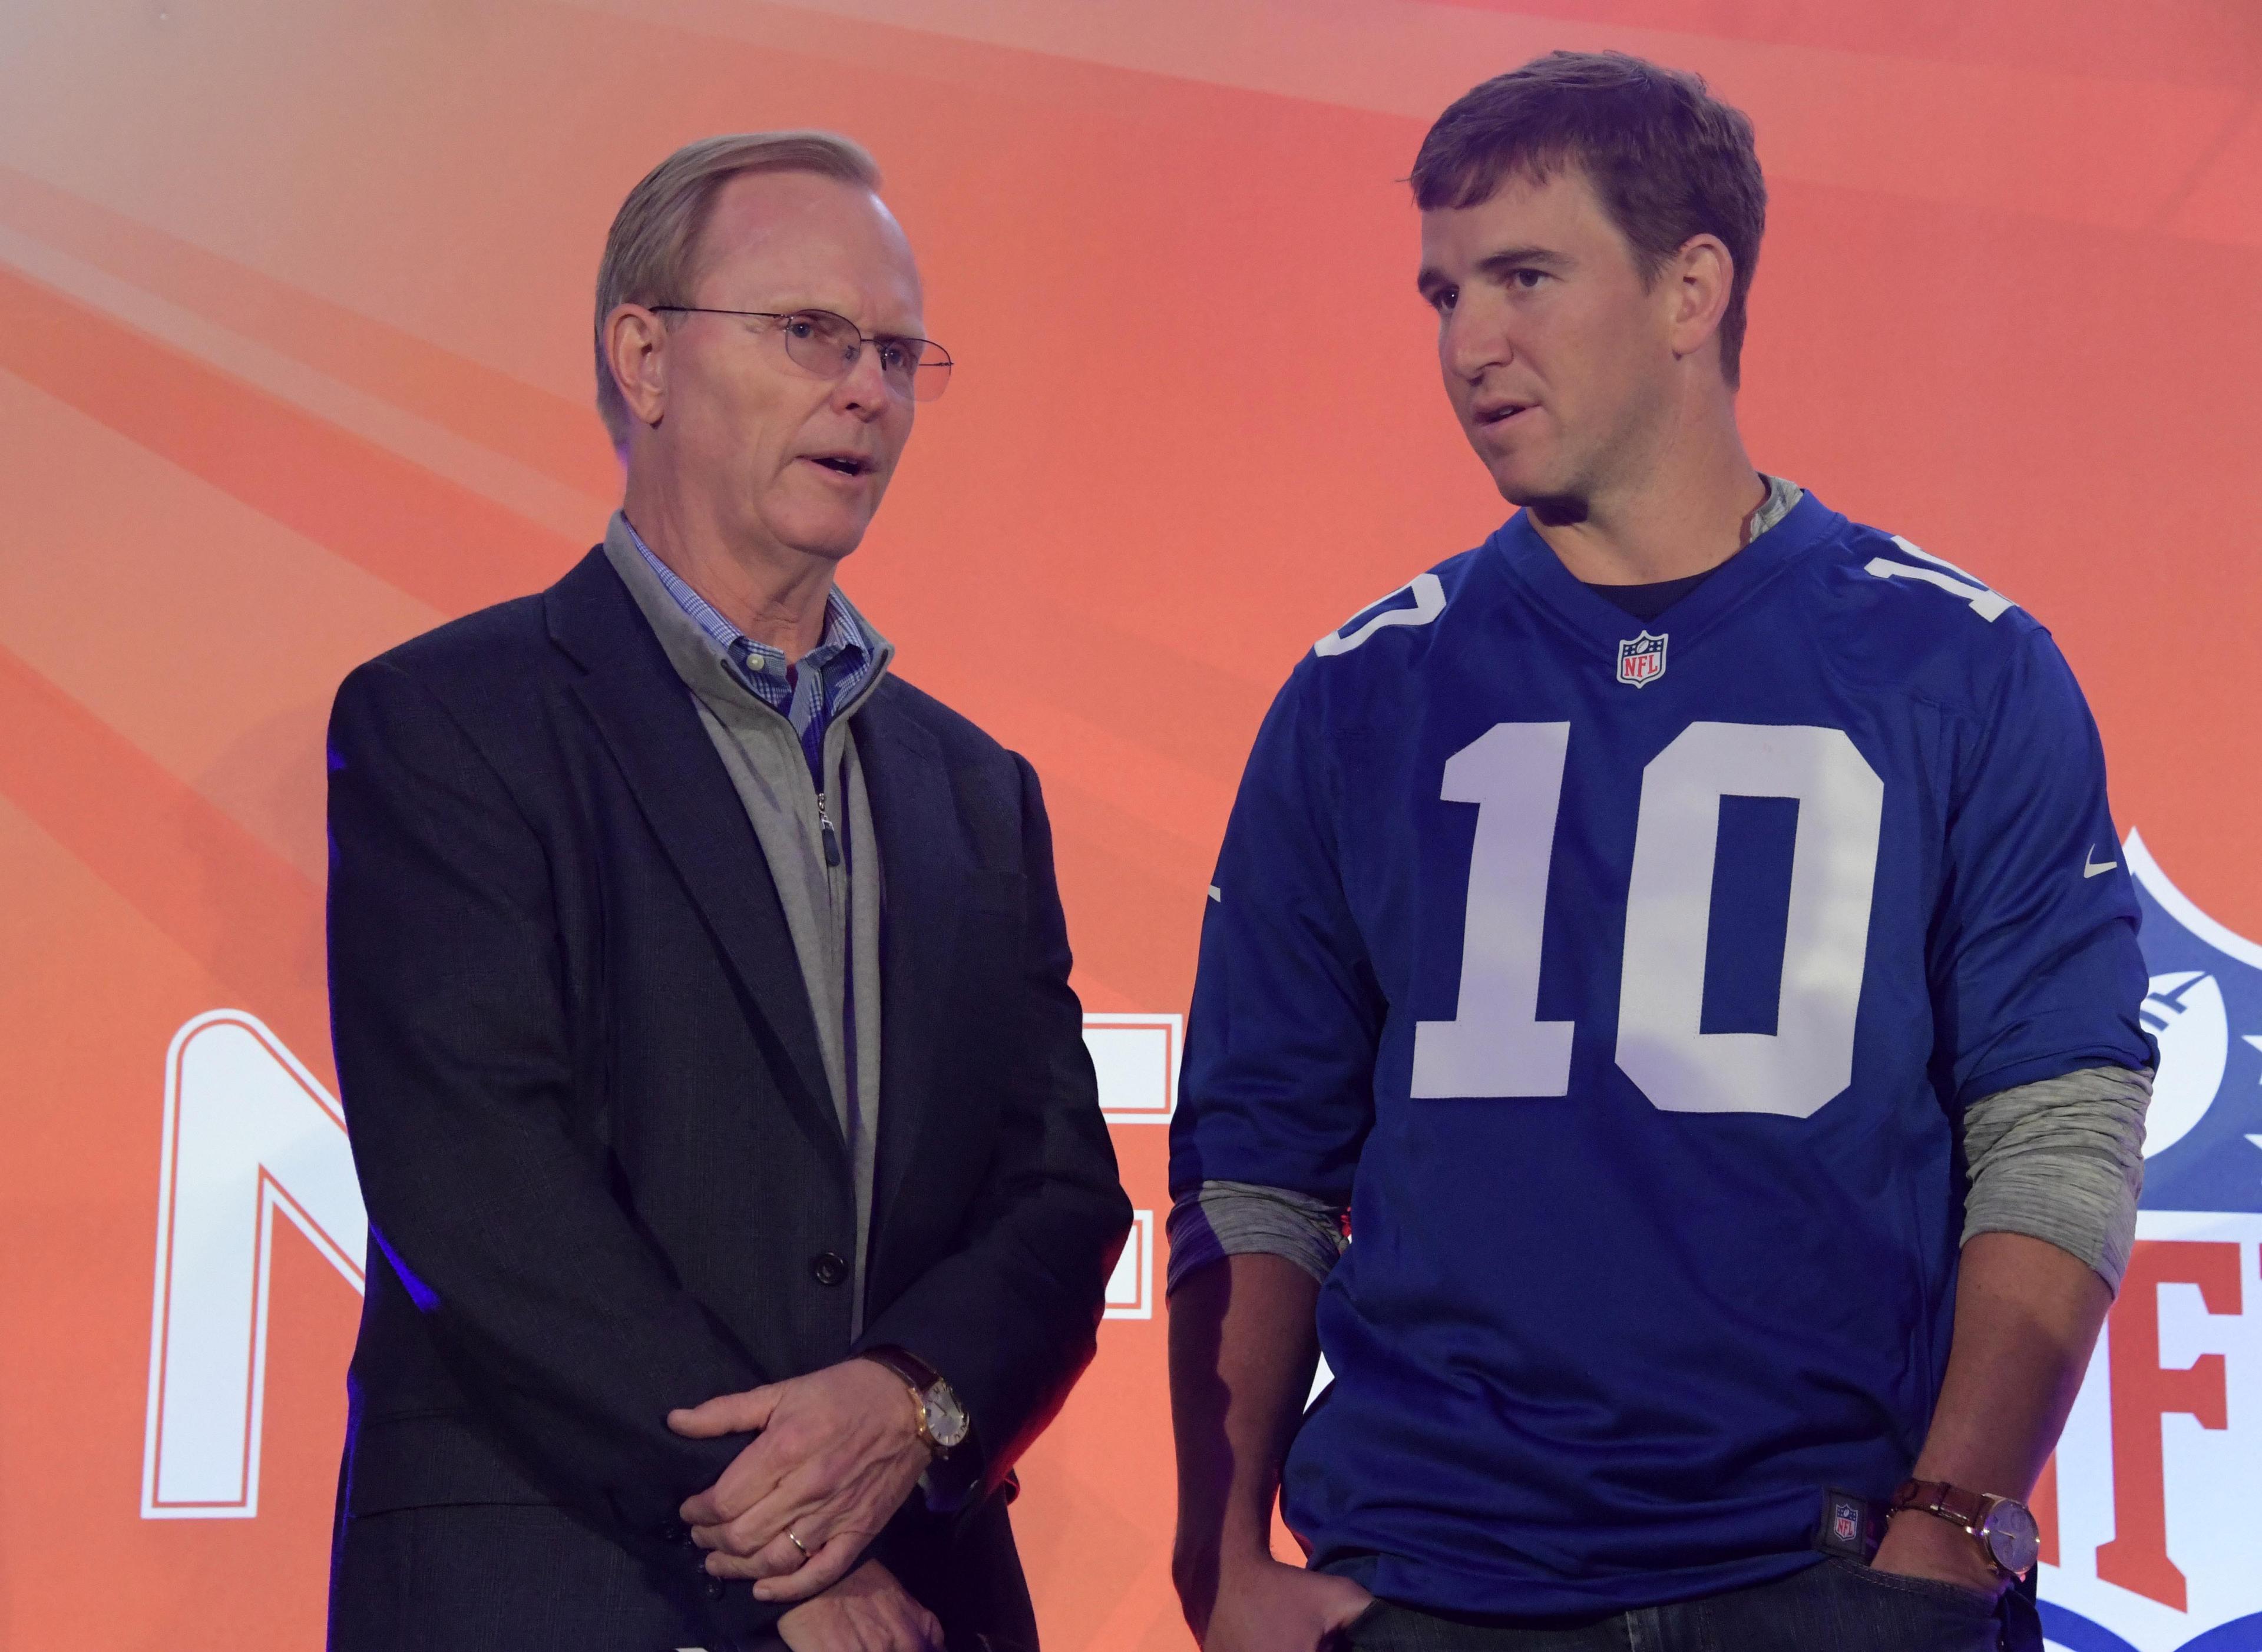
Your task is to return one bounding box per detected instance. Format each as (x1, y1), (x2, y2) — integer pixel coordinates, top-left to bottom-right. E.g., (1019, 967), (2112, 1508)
(859, 1344), (942, 1394)
(1891, 1478), (1988, 1529)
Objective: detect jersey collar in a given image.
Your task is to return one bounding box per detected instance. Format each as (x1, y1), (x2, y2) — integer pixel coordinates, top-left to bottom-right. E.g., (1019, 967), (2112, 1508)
(1489, 488), (1840, 658)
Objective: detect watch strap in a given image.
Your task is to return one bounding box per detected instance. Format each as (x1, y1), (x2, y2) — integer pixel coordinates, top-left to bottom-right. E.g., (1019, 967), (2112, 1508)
(860, 1344), (943, 1394)
(1892, 1479), (1989, 1528)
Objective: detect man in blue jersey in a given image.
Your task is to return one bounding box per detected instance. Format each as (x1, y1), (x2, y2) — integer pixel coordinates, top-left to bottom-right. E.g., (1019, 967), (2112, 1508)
(1167, 51), (2152, 1652)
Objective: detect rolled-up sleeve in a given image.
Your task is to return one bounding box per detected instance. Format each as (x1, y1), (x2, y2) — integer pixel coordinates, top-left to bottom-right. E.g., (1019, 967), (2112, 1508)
(1961, 1064), (2151, 1292)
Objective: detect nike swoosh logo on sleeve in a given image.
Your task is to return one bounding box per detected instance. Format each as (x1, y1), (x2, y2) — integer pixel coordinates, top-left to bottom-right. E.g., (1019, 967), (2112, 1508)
(2084, 846), (2118, 878)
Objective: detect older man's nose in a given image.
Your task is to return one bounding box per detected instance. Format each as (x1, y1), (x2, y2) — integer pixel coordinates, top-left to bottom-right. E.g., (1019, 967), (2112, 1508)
(832, 343), (895, 415)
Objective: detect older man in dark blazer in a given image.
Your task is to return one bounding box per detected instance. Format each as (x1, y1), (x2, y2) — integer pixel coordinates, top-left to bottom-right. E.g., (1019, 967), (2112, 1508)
(323, 131), (1130, 1652)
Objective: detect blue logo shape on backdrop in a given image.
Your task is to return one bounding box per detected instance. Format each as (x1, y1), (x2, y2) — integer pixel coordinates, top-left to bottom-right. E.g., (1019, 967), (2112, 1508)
(2125, 830), (2262, 1213)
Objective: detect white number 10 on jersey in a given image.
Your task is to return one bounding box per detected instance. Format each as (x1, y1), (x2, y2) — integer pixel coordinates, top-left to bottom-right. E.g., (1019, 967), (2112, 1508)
(1410, 720), (1885, 1117)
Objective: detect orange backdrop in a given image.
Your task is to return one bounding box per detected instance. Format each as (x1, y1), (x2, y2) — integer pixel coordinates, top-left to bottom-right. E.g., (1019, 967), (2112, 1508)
(3, 3), (2259, 1650)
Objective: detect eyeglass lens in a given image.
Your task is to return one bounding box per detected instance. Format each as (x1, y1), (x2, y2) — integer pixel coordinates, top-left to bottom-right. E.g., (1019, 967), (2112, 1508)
(780, 311), (951, 402)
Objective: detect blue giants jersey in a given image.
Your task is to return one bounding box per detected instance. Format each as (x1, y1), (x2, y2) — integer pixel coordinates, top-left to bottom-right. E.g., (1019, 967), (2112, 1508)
(1171, 491), (2152, 1617)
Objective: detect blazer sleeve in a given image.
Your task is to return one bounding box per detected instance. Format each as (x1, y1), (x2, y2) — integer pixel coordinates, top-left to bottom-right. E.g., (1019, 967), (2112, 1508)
(855, 753), (1134, 1487)
(326, 658), (789, 1647)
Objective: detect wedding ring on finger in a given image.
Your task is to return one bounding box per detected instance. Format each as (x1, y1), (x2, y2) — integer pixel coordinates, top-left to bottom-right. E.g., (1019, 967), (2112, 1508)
(785, 1528), (810, 1563)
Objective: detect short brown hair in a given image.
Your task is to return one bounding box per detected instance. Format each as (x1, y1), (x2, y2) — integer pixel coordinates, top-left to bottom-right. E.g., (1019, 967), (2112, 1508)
(593, 131), (882, 448)
(1411, 52), (1765, 386)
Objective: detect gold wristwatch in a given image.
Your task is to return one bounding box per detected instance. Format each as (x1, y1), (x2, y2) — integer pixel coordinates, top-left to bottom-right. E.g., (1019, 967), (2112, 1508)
(859, 1345), (970, 1458)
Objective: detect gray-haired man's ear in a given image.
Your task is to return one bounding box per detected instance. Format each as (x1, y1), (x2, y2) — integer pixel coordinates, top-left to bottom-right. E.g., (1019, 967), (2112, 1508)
(604, 302), (671, 434)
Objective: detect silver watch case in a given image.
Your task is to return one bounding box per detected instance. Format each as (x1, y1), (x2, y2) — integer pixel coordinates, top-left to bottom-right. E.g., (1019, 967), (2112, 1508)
(1976, 1497), (2041, 1578)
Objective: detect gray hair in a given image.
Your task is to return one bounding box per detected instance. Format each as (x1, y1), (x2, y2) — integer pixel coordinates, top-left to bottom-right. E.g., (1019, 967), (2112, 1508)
(593, 131), (883, 448)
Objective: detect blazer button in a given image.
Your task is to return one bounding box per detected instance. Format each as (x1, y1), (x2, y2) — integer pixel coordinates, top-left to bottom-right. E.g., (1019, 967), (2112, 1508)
(704, 1576), (726, 1601)
(809, 1251), (849, 1287)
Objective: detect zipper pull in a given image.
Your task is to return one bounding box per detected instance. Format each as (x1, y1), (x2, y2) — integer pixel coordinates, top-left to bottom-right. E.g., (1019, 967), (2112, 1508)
(816, 790), (842, 868)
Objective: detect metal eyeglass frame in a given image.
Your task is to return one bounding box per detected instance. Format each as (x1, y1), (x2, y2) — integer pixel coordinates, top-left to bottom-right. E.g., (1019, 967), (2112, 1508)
(649, 305), (953, 402)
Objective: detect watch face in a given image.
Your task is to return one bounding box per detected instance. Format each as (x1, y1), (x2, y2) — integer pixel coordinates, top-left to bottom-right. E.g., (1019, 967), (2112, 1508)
(1981, 1499), (2040, 1576)
(924, 1383), (970, 1451)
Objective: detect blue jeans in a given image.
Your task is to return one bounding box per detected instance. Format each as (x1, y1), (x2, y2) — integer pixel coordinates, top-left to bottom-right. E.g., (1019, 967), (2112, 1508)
(1341, 1557), (2029, 1652)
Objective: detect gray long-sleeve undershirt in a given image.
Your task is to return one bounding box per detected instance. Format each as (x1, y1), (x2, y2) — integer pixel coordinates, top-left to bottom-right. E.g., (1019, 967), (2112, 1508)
(1165, 1065), (2152, 1298)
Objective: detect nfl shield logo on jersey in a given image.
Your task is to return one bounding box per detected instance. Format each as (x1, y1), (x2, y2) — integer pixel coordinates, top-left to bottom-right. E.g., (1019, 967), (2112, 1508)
(1833, 1503), (1858, 1544)
(1616, 630), (1668, 688)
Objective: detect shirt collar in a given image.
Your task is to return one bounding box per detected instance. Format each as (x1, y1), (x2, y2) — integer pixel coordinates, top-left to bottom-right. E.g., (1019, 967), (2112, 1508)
(624, 518), (869, 680)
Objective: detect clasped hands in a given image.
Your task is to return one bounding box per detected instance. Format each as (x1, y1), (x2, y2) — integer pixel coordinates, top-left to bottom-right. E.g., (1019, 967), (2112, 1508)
(669, 1356), (941, 1647)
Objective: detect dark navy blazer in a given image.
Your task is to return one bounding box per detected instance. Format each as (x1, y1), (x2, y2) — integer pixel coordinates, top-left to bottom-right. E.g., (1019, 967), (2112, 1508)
(324, 546), (1130, 1650)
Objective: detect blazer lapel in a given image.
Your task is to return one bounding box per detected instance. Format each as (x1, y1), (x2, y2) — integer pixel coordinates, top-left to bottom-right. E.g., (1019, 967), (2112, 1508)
(545, 551), (841, 1157)
(857, 691), (963, 1231)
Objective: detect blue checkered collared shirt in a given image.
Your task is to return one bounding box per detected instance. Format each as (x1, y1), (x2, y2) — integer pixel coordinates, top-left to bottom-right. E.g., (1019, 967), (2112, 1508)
(626, 521), (880, 789)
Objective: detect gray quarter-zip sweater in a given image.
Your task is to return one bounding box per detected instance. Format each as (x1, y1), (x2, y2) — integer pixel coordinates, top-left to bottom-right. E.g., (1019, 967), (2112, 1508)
(602, 515), (891, 1336)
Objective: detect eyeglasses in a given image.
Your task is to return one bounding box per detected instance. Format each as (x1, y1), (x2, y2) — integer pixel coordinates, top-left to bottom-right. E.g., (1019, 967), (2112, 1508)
(650, 306), (953, 402)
